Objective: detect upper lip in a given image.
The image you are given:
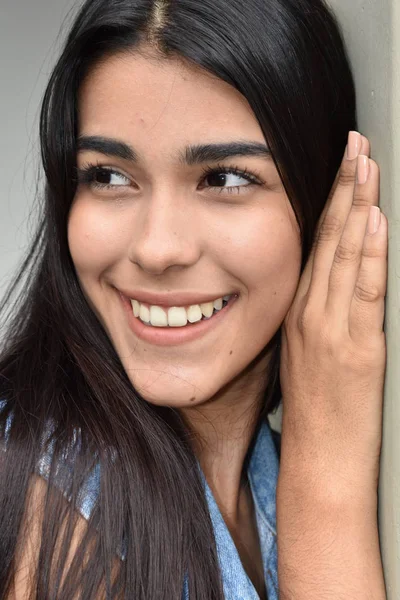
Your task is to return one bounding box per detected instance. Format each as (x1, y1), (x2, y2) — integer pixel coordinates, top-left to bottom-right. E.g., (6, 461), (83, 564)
(118, 288), (236, 308)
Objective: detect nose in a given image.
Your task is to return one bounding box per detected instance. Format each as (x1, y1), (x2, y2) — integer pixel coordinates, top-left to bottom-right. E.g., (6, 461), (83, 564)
(128, 188), (201, 275)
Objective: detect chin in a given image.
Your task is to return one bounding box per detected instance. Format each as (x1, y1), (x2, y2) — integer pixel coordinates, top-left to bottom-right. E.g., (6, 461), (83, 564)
(127, 371), (212, 408)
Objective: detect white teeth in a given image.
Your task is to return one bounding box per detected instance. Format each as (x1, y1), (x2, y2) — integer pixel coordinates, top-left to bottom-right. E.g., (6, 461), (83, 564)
(213, 298), (223, 311)
(130, 294), (233, 327)
(168, 307), (188, 327)
(131, 299), (140, 317)
(150, 305), (168, 327)
(139, 304), (150, 323)
(187, 305), (202, 323)
(200, 302), (214, 318)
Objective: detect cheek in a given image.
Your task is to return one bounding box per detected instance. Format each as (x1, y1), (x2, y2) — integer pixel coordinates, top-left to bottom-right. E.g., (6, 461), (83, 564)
(214, 204), (302, 301)
(67, 199), (125, 275)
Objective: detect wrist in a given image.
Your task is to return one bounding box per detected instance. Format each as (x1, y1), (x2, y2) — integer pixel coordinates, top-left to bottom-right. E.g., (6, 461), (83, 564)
(278, 416), (381, 507)
(277, 475), (384, 600)
(277, 453), (379, 514)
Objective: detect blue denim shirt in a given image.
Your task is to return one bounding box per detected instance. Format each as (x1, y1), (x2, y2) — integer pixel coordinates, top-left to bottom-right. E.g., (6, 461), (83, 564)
(194, 419), (280, 600)
(0, 399), (280, 599)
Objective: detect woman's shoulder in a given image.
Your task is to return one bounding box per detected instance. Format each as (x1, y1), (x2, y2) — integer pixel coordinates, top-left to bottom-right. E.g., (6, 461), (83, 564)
(0, 397), (100, 523)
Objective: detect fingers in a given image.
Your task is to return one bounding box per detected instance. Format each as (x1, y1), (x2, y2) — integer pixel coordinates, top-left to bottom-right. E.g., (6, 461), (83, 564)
(324, 135), (371, 218)
(297, 132), (370, 300)
(306, 132), (363, 304)
(300, 129), (388, 346)
(350, 209), (388, 340)
(326, 157), (380, 319)
(361, 136), (371, 157)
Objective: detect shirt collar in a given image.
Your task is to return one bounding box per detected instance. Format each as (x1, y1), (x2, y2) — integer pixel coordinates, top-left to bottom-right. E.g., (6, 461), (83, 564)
(248, 418), (279, 537)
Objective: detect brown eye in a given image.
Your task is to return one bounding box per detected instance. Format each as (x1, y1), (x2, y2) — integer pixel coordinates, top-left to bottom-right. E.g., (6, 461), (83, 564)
(198, 164), (263, 195)
(93, 168), (130, 186)
(204, 171), (251, 188)
(76, 165), (131, 190)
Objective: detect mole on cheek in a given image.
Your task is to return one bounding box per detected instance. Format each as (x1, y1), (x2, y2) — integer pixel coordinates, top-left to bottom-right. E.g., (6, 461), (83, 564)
(229, 350), (233, 355)
(189, 396), (196, 402)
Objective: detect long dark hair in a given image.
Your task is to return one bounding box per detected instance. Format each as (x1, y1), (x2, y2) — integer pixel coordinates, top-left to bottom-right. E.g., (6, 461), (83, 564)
(0, 0), (356, 598)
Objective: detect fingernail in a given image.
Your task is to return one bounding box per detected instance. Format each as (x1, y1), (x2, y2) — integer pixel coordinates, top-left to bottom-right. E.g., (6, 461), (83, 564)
(367, 206), (381, 235)
(346, 131), (361, 160)
(356, 155), (370, 184)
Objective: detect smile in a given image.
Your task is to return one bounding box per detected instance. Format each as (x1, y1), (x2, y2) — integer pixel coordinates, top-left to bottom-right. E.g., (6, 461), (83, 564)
(118, 290), (238, 347)
(131, 295), (232, 328)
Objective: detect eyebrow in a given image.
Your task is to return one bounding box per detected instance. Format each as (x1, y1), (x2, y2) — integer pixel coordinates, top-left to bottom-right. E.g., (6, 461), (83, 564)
(77, 136), (137, 161)
(77, 135), (272, 164)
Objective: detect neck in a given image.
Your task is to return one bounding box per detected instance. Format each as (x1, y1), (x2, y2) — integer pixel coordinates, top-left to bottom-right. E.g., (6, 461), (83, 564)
(179, 352), (270, 526)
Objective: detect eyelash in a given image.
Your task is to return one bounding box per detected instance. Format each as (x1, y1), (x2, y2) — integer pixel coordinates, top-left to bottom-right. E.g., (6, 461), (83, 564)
(75, 161), (265, 195)
(200, 163), (265, 193)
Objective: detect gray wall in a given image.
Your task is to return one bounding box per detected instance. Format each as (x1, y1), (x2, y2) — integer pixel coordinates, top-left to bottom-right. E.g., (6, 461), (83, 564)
(0, 0), (76, 294)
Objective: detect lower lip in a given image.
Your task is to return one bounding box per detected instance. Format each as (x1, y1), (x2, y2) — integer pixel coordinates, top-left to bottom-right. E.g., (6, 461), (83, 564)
(118, 291), (238, 347)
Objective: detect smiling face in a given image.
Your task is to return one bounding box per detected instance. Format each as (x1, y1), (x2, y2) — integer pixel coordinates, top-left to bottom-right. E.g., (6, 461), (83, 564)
(68, 49), (302, 409)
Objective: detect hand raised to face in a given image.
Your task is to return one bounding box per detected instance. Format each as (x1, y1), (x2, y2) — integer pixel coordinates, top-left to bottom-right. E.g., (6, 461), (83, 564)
(279, 131), (388, 499)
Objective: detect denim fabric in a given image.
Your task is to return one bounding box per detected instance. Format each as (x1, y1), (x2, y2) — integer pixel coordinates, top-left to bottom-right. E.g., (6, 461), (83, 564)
(0, 399), (279, 599)
(189, 419), (280, 600)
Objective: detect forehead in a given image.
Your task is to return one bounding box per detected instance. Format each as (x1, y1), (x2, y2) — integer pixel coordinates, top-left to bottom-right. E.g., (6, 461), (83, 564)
(77, 50), (266, 155)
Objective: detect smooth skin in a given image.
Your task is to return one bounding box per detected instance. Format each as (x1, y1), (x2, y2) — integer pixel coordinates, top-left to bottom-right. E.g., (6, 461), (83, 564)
(278, 133), (387, 598)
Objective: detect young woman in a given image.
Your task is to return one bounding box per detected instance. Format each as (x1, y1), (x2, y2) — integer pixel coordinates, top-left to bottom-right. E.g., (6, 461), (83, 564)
(0, 0), (388, 598)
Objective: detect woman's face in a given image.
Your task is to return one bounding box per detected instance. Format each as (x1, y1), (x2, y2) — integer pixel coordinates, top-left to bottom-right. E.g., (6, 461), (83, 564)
(68, 50), (302, 408)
